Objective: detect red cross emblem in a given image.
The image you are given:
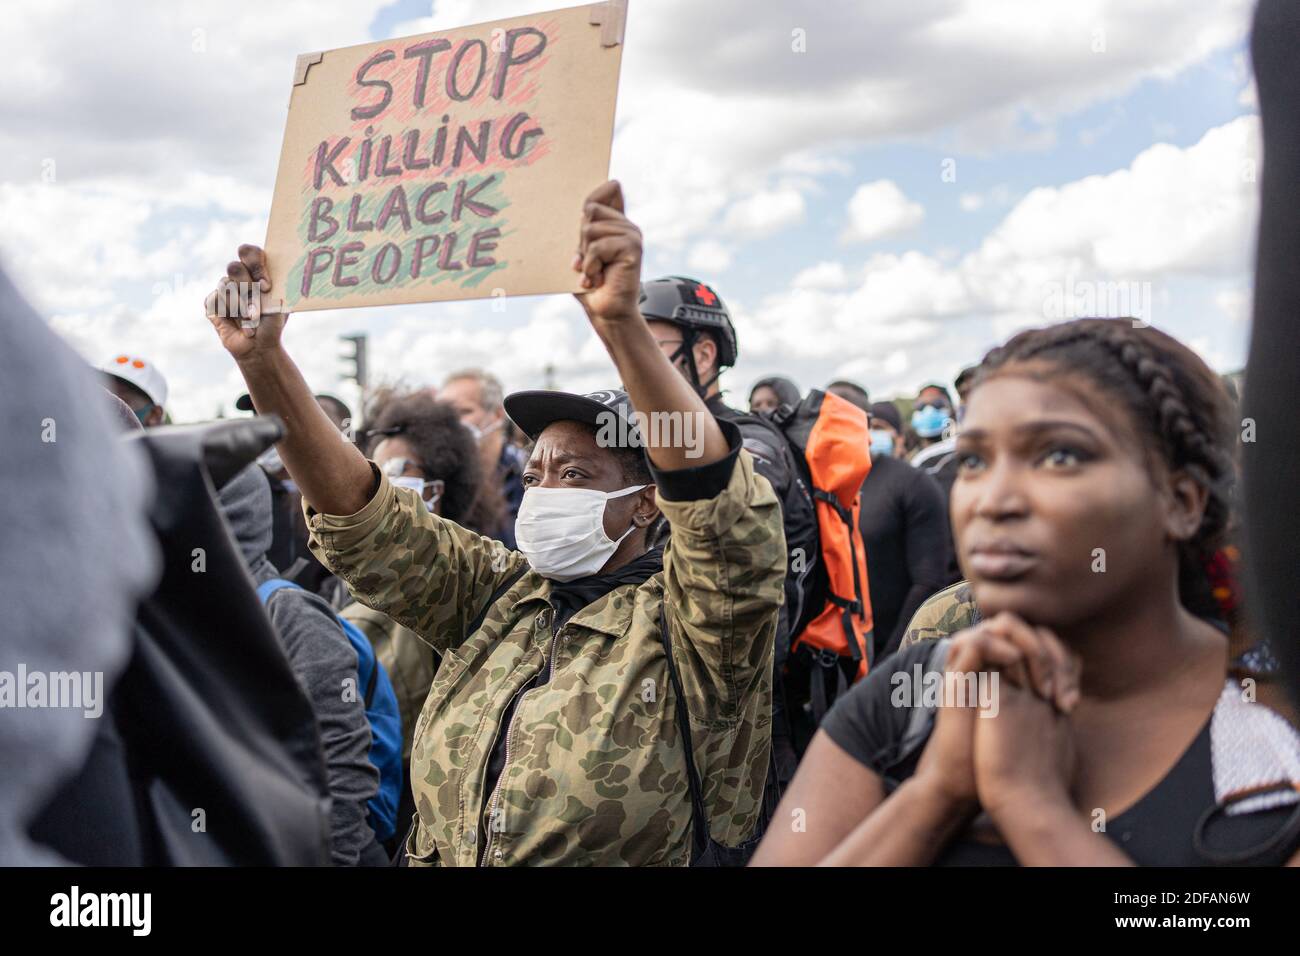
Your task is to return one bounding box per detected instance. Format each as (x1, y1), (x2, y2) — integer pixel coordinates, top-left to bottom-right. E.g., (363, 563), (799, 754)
(694, 284), (717, 306)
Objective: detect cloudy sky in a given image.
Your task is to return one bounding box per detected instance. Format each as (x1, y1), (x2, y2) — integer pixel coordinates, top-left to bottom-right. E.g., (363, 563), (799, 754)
(0, 0), (1261, 421)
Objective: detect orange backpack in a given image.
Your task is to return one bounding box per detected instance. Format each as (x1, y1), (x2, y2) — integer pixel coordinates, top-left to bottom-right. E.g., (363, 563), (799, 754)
(771, 389), (874, 716)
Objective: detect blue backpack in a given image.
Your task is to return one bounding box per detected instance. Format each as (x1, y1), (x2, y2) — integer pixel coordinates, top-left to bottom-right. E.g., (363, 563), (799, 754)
(256, 579), (403, 842)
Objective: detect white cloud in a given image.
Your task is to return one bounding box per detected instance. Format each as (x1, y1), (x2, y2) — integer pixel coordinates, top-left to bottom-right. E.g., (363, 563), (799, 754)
(841, 180), (924, 243)
(959, 184), (1015, 213)
(970, 115), (1261, 279)
(721, 188), (806, 239)
(687, 239), (733, 273)
(0, 1), (387, 187)
(731, 116), (1261, 398)
(792, 261), (852, 290)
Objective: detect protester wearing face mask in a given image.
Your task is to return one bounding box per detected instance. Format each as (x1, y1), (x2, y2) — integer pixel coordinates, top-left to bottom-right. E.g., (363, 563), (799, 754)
(867, 400), (903, 459)
(203, 180), (785, 866)
(857, 402), (952, 659)
(362, 391), (505, 534)
(440, 368), (529, 547)
(909, 384), (957, 469)
(748, 375), (800, 416)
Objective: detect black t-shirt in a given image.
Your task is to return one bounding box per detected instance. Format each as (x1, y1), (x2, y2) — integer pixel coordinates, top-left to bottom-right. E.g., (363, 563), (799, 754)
(858, 456), (951, 658)
(821, 641), (1300, 865)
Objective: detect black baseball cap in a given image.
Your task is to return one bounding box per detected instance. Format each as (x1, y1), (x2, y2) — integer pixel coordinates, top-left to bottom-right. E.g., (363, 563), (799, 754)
(236, 391), (350, 415)
(868, 401), (903, 433)
(504, 388), (643, 445)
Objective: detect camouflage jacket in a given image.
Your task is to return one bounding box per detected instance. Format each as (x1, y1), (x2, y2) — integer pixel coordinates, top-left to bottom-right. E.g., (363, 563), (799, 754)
(306, 446), (785, 866)
(898, 580), (980, 651)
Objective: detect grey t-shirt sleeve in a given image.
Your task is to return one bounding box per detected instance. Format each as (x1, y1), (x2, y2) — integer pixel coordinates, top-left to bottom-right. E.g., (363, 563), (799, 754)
(268, 589), (380, 866)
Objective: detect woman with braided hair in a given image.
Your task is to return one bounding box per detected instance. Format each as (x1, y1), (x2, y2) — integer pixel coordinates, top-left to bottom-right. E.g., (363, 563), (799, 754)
(755, 318), (1300, 866)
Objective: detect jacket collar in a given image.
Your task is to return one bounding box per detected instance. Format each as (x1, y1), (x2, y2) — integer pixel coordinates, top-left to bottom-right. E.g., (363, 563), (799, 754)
(508, 550), (664, 640)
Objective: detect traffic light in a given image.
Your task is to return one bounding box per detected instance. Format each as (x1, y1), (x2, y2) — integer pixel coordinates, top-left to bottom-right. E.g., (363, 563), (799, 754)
(340, 334), (368, 393)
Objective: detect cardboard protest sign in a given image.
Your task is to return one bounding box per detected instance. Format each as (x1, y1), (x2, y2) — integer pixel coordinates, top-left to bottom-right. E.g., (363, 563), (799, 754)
(262, 1), (626, 313)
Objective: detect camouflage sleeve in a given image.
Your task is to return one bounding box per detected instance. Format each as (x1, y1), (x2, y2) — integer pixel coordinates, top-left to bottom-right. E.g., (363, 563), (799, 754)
(658, 446), (785, 722)
(306, 465), (529, 655)
(898, 581), (979, 651)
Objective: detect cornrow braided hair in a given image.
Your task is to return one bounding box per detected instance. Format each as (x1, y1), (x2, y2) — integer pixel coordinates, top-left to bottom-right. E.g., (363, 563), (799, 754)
(973, 318), (1237, 617)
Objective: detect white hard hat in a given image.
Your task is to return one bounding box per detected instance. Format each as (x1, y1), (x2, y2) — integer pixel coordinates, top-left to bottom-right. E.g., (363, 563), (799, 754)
(101, 354), (168, 408)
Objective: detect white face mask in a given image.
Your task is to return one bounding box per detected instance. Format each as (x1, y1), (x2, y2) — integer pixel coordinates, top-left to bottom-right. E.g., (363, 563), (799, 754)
(390, 476), (442, 512)
(514, 484), (647, 582)
(463, 418), (503, 443)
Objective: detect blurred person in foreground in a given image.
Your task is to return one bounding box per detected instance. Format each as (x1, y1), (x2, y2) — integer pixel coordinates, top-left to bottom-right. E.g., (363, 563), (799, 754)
(1243, 0), (1300, 711)
(1, 270), (159, 864)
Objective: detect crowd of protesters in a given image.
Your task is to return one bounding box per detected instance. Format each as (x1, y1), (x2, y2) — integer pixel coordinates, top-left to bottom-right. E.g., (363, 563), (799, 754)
(1, 170), (1293, 869)
(11, 1), (1300, 862)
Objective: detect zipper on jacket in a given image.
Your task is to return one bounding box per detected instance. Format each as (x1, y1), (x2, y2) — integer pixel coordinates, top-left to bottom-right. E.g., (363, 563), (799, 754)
(479, 611), (562, 866)
(476, 679), (527, 865)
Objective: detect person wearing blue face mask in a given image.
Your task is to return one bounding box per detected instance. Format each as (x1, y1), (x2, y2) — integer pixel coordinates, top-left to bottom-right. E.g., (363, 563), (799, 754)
(909, 384), (955, 454)
(857, 401), (952, 658)
(867, 400), (902, 459)
(909, 384), (958, 475)
(910, 401), (950, 439)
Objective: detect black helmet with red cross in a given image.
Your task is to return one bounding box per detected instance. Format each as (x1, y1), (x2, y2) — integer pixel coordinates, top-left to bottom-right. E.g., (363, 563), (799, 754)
(637, 276), (738, 371)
